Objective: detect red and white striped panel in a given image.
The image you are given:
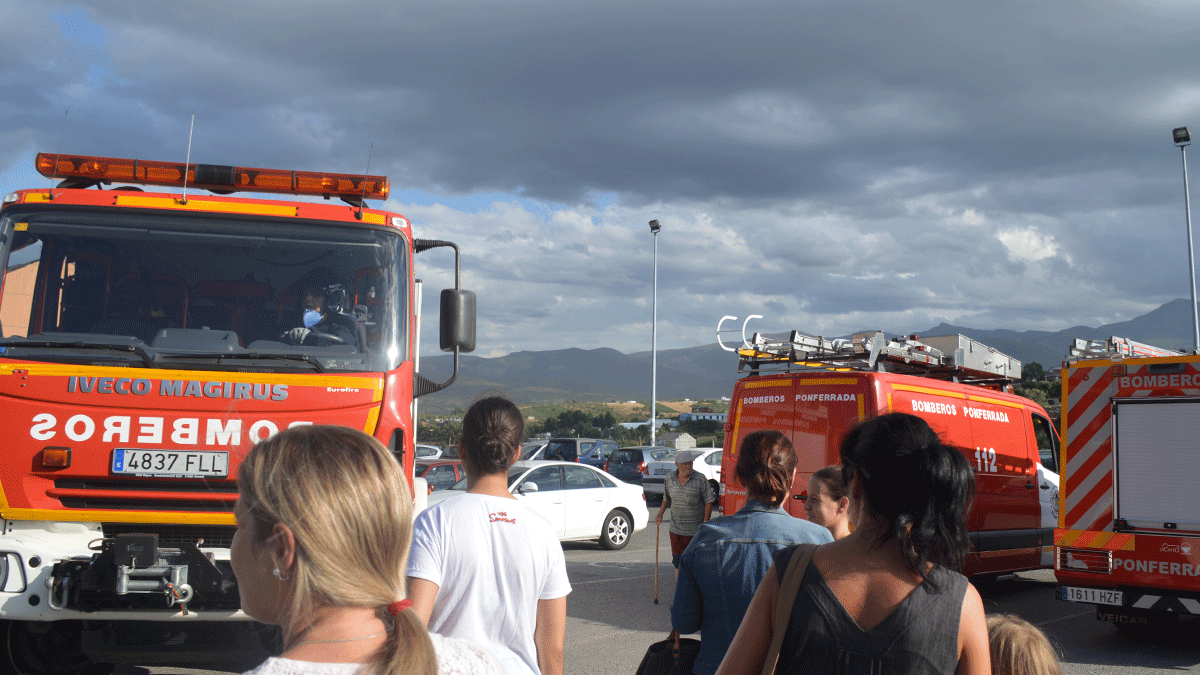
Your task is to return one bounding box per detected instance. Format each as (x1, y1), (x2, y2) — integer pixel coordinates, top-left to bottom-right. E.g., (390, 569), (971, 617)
(1062, 364), (1117, 532)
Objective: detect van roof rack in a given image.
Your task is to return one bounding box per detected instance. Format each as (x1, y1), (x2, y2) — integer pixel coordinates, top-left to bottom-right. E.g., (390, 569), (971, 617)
(738, 330), (1021, 387)
(1065, 336), (1183, 364)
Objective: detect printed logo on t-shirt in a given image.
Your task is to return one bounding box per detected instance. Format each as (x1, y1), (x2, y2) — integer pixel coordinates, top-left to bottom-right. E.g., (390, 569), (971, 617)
(490, 511), (517, 524)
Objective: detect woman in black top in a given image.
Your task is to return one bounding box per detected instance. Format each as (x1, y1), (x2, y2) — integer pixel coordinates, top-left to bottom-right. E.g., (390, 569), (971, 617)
(716, 413), (991, 675)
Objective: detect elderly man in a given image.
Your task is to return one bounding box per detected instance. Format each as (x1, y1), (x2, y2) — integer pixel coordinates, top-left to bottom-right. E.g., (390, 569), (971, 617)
(654, 450), (716, 571)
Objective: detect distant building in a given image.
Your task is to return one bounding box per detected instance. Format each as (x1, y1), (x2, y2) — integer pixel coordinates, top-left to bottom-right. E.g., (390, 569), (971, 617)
(678, 412), (726, 423)
(617, 419), (678, 430)
(657, 432), (696, 450)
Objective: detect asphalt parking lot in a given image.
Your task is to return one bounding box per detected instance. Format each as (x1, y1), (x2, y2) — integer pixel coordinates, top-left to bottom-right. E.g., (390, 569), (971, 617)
(561, 512), (1200, 675)
(115, 509), (1200, 675)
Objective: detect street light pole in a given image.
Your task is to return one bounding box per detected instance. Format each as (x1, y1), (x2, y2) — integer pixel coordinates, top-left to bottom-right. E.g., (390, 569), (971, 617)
(649, 219), (661, 444)
(1174, 127), (1200, 353)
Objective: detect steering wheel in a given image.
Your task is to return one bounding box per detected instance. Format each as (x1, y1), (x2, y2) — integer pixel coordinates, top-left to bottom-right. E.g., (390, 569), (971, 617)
(280, 329), (346, 346)
(310, 330), (345, 345)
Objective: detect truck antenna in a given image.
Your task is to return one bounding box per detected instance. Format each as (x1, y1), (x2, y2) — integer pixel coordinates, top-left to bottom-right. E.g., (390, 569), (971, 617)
(180, 112), (195, 204)
(356, 143), (374, 220)
(48, 110), (68, 199)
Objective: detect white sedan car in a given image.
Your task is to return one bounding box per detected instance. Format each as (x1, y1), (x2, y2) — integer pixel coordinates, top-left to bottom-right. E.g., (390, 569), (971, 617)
(642, 449), (722, 504)
(425, 460), (649, 549)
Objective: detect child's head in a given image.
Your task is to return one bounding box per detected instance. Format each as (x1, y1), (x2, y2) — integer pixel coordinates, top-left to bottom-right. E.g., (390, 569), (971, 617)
(987, 614), (1062, 675)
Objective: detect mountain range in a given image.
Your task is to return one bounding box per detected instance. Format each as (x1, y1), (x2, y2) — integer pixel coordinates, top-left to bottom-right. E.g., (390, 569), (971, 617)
(417, 298), (1200, 413)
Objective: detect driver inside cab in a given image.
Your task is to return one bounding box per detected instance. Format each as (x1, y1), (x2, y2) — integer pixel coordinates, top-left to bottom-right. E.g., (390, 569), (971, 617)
(281, 269), (360, 350)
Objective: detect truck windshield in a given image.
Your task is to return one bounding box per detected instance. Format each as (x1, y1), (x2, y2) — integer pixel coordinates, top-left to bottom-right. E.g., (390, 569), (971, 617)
(0, 208), (407, 373)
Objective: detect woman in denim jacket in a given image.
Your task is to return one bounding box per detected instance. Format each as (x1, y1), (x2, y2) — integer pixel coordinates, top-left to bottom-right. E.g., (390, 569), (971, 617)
(670, 431), (832, 675)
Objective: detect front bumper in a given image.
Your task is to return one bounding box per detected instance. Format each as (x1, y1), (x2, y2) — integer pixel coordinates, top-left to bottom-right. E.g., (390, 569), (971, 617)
(0, 520), (246, 622)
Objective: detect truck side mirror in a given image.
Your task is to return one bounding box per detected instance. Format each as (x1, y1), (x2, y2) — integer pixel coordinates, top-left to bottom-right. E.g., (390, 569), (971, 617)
(440, 289), (476, 353)
(413, 239), (475, 398)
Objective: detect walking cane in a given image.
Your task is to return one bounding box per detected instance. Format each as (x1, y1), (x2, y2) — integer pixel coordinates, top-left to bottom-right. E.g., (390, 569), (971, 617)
(653, 518), (660, 604)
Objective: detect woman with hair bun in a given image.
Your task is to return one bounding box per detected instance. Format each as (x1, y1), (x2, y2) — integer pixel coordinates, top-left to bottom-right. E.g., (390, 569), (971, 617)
(407, 396), (572, 675)
(232, 424), (501, 675)
(671, 430), (832, 675)
(717, 413), (990, 675)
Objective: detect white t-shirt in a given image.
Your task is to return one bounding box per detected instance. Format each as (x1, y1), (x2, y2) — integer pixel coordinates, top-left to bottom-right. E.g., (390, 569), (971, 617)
(407, 493), (572, 675)
(241, 632), (503, 675)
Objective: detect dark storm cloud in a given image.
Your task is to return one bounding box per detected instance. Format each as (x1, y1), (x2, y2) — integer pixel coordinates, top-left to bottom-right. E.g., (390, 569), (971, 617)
(5, 0), (1200, 355)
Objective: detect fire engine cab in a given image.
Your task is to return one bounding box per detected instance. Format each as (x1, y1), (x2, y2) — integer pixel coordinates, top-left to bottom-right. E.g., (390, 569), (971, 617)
(719, 327), (1060, 577)
(1055, 336), (1200, 633)
(0, 153), (475, 673)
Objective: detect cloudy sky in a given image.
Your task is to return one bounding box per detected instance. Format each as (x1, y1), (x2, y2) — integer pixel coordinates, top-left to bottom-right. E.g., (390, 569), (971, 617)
(4, 0), (1200, 357)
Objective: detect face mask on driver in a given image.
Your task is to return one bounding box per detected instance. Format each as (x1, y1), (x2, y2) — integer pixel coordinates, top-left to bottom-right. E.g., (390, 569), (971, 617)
(303, 309), (322, 328)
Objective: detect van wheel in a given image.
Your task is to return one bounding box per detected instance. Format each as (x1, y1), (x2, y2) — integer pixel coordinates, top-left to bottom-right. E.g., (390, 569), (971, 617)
(599, 510), (632, 550)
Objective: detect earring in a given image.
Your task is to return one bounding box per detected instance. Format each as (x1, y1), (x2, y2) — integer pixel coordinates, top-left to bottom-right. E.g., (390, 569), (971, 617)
(272, 567), (290, 581)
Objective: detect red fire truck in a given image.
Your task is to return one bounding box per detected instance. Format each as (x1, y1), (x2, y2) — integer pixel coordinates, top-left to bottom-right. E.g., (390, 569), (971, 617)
(1054, 336), (1200, 633)
(0, 152), (475, 672)
(719, 328), (1060, 577)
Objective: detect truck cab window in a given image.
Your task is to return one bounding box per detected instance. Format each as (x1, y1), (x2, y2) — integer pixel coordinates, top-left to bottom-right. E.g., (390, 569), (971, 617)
(1031, 414), (1059, 469)
(0, 241), (41, 337)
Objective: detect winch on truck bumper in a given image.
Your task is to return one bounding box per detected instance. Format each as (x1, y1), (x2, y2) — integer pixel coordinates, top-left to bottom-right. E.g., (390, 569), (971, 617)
(49, 533), (237, 613)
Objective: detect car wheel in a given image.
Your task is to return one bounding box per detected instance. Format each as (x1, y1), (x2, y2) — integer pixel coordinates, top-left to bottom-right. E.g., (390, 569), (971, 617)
(599, 510), (632, 550)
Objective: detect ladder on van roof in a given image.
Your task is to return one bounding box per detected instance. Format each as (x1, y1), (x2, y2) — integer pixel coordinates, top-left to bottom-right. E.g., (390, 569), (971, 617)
(737, 330), (1021, 387)
(1065, 335), (1183, 364)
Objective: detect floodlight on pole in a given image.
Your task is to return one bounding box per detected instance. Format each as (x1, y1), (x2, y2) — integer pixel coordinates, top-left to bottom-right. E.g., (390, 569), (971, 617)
(1174, 127), (1200, 353)
(649, 219), (661, 444)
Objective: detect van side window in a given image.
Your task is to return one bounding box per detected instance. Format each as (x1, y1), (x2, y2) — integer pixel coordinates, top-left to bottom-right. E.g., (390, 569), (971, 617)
(1031, 414), (1059, 470)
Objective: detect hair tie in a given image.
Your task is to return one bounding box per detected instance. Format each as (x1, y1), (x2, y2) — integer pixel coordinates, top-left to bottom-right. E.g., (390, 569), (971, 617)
(387, 599), (413, 616)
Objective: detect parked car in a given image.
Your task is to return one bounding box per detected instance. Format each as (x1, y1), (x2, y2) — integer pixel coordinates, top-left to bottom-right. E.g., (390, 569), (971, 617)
(415, 443), (443, 459)
(520, 440), (548, 460)
(643, 448), (722, 505)
(579, 440), (621, 469)
(415, 459), (465, 492)
(538, 438), (600, 463)
(604, 446), (675, 486)
(426, 460), (649, 549)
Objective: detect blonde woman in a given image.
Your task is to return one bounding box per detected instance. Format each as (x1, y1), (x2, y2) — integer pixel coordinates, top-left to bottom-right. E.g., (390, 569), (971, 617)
(987, 614), (1062, 675)
(232, 425), (501, 675)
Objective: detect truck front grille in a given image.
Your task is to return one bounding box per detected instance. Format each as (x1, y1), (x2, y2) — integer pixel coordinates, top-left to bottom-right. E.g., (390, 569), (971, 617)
(102, 523), (236, 549)
(52, 478), (236, 512)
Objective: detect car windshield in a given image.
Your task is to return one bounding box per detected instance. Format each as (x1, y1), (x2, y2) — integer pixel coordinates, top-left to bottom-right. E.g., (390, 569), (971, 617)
(0, 208), (406, 372)
(415, 464), (430, 477)
(519, 443), (544, 460)
(649, 448), (673, 461)
(507, 466), (529, 487)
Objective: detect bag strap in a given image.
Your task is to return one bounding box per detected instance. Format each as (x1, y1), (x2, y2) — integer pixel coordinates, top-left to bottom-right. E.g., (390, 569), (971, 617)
(760, 543), (818, 675)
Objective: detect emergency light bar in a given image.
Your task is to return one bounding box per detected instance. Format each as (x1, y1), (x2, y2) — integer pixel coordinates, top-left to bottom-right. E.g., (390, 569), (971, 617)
(35, 152), (390, 200)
